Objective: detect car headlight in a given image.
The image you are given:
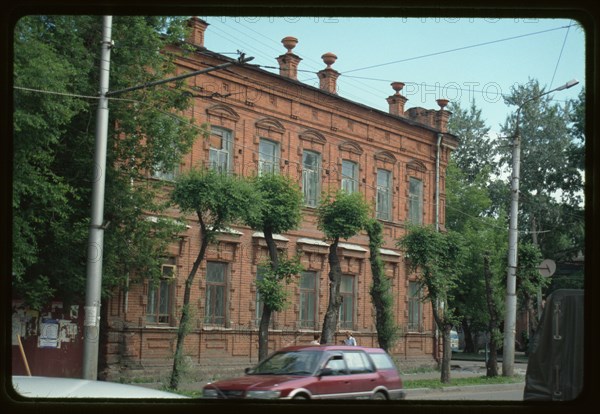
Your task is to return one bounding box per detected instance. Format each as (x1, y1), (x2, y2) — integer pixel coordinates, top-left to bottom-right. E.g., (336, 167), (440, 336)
(245, 390), (281, 399)
(203, 388), (219, 398)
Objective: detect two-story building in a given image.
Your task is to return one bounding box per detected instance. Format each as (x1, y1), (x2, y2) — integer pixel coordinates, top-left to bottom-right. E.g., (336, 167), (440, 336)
(100, 17), (459, 381)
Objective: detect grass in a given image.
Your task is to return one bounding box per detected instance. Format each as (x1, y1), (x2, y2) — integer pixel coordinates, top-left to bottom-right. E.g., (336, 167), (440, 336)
(403, 374), (525, 389)
(452, 351), (529, 364)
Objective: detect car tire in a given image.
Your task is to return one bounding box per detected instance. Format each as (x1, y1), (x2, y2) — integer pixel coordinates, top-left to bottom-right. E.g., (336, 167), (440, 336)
(372, 391), (388, 400)
(292, 394), (308, 400)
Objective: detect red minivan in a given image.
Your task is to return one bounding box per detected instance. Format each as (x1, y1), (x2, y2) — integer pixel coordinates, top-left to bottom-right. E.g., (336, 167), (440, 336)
(202, 345), (405, 400)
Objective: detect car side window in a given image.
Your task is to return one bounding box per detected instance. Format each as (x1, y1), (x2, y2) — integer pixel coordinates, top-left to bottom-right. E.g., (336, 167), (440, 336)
(344, 351), (375, 374)
(324, 358), (348, 375)
(368, 353), (396, 370)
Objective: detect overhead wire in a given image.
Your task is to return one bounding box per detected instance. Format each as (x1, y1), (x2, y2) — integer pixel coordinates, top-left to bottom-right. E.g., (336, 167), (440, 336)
(549, 23), (571, 90)
(15, 17), (582, 236)
(16, 83), (581, 237)
(342, 24), (576, 75)
(211, 21), (577, 116)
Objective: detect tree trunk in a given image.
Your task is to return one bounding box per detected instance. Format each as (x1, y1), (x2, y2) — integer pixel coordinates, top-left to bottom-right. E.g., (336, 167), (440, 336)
(170, 218), (209, 390)
(258, 305), (273, 362)
(257, 229), (279, 362)
(487, 330), (499, 377)
(461, 318), (475, 353)
(430, 302), (452, 383)
(440, 326), (452, 383)
(321, 239), (342, 344)
(483, 252), (499, 377)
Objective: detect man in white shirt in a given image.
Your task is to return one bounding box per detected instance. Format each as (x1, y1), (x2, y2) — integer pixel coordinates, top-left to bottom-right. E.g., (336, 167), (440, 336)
(343, 331), (357, 346)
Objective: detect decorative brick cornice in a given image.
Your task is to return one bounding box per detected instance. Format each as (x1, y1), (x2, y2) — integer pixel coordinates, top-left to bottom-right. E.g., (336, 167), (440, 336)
(206, 103), (240, 121)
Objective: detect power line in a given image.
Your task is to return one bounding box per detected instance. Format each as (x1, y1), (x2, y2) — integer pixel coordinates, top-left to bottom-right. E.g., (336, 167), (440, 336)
(343, 24), (575, 75)
(549, 24), (571, 89)
(14, 86), (99, 100)
(16, 86), (580, 238)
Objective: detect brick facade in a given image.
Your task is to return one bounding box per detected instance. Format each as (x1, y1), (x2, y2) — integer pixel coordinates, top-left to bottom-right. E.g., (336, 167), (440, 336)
(101, 18), (459, 382)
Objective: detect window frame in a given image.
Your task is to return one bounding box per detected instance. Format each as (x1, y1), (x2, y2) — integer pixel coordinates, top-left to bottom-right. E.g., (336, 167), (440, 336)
(408, 281), (423, 332)
(204, 261), (228, 326)
(299, 271), (318, 328)
(339, 274), (355, 329)
(408, 176), (424, 224)
(151, 162), (179, 181)
(302, 150), (321, 207)
(146, 263), (175, 325)
(376, 168), (392, 220)
(341, 160), (358, 194)
(209, 127), (233, 173)
(258, 138), (280, 176)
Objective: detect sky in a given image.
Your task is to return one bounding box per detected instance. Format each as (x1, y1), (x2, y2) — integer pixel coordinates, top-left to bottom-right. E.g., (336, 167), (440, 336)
(198, 15), (586, 135)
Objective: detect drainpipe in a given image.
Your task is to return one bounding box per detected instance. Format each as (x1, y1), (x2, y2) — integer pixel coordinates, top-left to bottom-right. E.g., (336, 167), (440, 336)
(435, 133), (443, 232)
(433, 133), (443, 363)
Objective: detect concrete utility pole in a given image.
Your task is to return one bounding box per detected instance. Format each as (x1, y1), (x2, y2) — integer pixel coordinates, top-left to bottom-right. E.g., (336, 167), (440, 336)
(81, 16), (253, 379)
(502, 78), (578, 377)
(83, 15), (112, 380)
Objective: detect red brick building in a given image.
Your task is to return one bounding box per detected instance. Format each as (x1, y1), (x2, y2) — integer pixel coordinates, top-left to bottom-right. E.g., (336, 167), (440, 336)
(101, 18), (459, 381)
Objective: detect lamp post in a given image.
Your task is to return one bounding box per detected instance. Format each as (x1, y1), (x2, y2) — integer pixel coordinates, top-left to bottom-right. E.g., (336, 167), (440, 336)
(502, 78), (579, 377)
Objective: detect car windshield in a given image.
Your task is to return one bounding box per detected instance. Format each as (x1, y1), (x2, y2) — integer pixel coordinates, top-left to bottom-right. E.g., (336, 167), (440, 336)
(250, 350), (321, 375)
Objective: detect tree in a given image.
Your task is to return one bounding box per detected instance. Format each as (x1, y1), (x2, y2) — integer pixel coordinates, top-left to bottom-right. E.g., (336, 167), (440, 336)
(169, 168), (260, 389)
(482, 250), (502, 377)
(244, 173), (304, 362)
(13, 16), (198, 309)
(365, 219), (398, 352)
(515, 241), (546, 349)
(317, 191), (370, 344)
(397, 225), (466, 383)
(499, 79), (583, 262)
(446, 100), (496, 182)
(446, 101), (504, 356)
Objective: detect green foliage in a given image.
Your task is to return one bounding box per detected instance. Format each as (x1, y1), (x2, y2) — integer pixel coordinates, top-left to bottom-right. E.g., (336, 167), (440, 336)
(445, 160), (494, 232)
(317, 190), (370, 241)
(397, 225), (466, 327)
(516, 242), (548, 303)
(171, 168), (260, 239)
(446, 100), (496, 182)
(256, 255), (303, 312)
(365, 219), (398, 351)
(246, 173), (303, 234)
(499, 79), (584, 261)
(13, 16), (200, 308)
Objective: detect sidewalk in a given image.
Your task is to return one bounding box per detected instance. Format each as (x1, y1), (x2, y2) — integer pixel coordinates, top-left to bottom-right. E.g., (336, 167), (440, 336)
(402, 358), (527, 398)
(402, 358), (528, 381)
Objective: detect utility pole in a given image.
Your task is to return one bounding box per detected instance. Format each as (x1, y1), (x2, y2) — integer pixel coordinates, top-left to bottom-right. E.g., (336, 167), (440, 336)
(502, 78), (578, 377)
(82, 15), (112, 380)
(81, 16), (254, 379)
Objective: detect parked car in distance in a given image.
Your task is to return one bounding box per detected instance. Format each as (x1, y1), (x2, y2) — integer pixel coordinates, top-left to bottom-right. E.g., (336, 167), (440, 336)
(11, 376), (188, 399)
(202, 345), (405, 400)
(450, 330), (459, 351)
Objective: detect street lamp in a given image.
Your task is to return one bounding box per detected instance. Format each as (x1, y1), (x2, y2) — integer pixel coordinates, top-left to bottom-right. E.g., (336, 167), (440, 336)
(502, 78), (579, 377)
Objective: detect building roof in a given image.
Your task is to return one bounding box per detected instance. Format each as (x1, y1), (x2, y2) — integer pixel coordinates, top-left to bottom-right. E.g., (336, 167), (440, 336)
(184, 43), (458, 141)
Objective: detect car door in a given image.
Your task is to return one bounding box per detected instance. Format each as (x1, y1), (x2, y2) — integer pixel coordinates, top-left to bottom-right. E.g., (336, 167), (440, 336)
(343, 350), (380, 399)
(309, 354), (353, 399)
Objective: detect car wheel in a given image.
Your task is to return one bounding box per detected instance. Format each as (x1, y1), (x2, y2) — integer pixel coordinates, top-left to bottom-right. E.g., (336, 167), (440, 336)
(292, 394), (308, 400)
(372, 391), (388, 400)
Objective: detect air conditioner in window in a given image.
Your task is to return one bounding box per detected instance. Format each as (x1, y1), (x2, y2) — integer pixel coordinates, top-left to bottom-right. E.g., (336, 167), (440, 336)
(161, 264), (177, 279)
